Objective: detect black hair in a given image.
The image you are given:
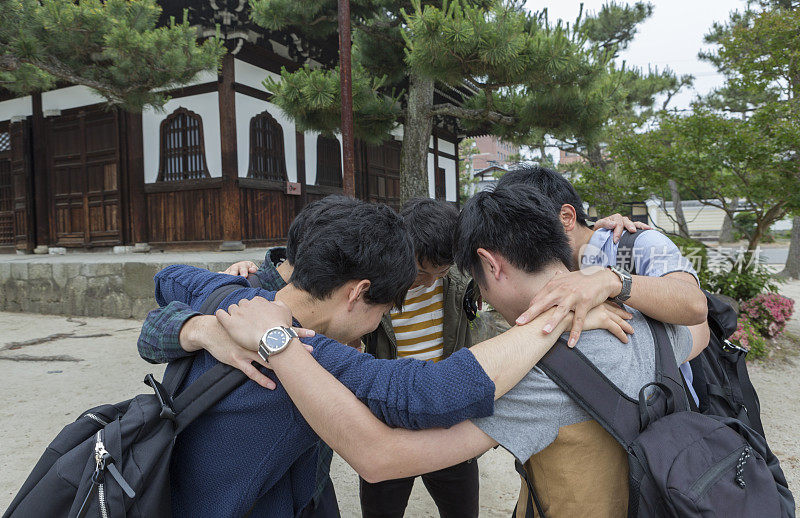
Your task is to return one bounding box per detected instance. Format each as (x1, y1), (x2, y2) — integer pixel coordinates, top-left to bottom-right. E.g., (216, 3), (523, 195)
(454, 184), (574, 285)
(400, 197), (459, 267)
(285, 195), (361, 265)
(290, 196), (417, 308)
(496, 165), (590, 227)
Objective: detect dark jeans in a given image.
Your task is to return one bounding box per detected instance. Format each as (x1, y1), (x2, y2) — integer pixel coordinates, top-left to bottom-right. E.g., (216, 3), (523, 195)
(299, 477), (340, 518)
(359, 459), (479, 518)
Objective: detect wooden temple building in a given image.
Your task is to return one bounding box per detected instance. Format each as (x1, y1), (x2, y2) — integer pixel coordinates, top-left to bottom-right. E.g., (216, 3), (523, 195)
(0, 1), (464, 253)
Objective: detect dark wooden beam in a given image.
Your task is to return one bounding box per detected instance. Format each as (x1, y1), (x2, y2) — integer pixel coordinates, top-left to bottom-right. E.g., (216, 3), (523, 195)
(30, 92), (48, 249)
(295, 131), (307, 219)
(218, 53), (243, 250)
(233, 82), (273, 103)
(125, 111), (148, 244)
(161, 81), (218, 99)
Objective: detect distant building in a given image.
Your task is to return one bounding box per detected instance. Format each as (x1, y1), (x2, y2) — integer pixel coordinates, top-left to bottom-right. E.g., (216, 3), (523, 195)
(558, 149), (585, 166)
(471, 165), (508, 193)
(470, 136), (519, 171)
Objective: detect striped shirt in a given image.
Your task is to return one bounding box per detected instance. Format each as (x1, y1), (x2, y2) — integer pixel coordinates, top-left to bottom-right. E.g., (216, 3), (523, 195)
(390, 278), (445, 362)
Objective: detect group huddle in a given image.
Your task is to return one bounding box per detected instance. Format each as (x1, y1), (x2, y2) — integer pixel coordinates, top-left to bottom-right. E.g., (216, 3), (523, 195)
(5, 166), (795, 518)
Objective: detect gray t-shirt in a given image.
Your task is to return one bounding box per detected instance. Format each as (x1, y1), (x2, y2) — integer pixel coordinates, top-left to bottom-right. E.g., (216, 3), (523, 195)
(472, 310), (692, 462)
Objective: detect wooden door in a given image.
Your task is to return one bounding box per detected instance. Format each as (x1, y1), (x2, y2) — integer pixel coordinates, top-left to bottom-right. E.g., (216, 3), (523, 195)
(9, 120), (34, 251)
(48, 107), (122, 247)
(0, 127), (12, 246)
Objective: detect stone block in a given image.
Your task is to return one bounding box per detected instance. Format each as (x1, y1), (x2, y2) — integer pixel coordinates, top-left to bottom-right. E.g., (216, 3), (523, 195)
(10, 263), (28, 280)
(28, 263), (52, 280)
(122, 263), (159, 300)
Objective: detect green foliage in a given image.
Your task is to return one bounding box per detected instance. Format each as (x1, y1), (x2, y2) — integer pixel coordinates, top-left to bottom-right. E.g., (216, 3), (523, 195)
(0, 0), (224, 110)
(667, 235), (711, 286)
(705, 261), (780, 302)
(729, 316), (769, 359)
(611, 109), (800, 251)
(264, 65), (401, 144)
(458, 137), (480, 204)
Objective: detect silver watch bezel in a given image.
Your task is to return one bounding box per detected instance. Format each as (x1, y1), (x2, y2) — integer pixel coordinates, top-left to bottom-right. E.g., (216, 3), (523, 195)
(257, 326), (299, 362)
(608, 265), (633, 302)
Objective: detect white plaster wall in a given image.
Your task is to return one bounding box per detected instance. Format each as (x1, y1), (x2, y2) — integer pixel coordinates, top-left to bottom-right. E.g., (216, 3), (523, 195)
(142, 92), (222, 183)
(235, 93), (297, 181)
(234, 59), (281, 92)
(0, 96), (33, 121)
(440, 157), (457, 202)
(41, 86), (106, 112)
(427, 152), (436, 198)
(438, 139), (456, 156)
(153, 70), (217, 92)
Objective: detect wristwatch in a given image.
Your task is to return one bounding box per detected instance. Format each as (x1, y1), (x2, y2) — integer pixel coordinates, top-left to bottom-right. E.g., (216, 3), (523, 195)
(258, 326), (299, 363)
(607, 265), (633, 303)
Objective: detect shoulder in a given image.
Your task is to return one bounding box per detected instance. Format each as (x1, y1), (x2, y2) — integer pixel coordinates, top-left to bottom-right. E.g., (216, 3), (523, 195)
(631, 230), (679, 250)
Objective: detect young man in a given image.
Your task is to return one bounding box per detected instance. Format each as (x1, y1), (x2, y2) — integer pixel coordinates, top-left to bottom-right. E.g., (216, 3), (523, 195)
(148, 197), (630, 517)
(138, 197), (359, 518)
(140, 194), (640, 518)
(211, 184), (700, 517)
(501, 166), (710, 405)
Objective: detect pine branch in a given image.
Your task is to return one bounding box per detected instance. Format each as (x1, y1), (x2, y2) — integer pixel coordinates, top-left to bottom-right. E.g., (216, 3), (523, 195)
(429, 103), (516, 125)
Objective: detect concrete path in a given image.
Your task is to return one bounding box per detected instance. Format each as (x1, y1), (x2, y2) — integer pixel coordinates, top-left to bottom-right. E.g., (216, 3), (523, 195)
(1, 282), (799, 515)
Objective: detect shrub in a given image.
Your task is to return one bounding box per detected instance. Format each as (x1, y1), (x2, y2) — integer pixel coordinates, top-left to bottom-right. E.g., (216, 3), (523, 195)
(669, 235), (711, 286)
(729, 316), (769, 360)
(740, 293), (795, 339)
(704, 261), (780, 302)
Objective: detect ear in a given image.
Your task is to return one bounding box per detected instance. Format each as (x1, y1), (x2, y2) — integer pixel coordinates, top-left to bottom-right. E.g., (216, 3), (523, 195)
(346, 279), (372, 311)
(476, 248), (503, 282)
(560, 204), (578, 232)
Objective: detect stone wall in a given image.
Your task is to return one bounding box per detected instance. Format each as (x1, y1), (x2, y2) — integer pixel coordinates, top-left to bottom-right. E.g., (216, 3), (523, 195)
(0, 260), (234, 319)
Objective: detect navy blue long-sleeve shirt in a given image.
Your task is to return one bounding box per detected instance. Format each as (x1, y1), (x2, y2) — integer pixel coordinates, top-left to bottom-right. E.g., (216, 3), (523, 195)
(155, 265), (495, 517)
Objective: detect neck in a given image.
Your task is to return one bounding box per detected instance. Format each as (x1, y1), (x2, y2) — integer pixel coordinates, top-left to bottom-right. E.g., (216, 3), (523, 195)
(506, 263), (570, 323)
(570, 224), (596, 270)
(274, 284), (332, 336)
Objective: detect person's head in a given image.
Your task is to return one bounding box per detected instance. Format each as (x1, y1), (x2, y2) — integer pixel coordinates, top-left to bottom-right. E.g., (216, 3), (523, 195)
(454, 184), (573, 324)
(496, 165), (592, 243)
(400, 198), (459, 288)
(285, 195), (362, 265)
(290, 196), (417, 342)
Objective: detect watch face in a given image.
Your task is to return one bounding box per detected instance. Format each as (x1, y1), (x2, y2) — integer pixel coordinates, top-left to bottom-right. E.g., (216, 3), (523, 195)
(265, 329), (286, 351)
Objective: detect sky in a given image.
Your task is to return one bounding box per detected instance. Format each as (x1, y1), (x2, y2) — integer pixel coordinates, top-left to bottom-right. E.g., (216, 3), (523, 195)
(525, 0), (748, 109)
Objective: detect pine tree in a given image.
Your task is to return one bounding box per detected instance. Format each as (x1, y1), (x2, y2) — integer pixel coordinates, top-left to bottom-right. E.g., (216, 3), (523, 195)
(0, 0), (224, 110)
(254, 0), (617, 201)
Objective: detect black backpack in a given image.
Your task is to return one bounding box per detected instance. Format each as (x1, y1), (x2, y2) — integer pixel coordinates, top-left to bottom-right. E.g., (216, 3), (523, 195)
(3, 285), (248, 518)
(516, 317), (795, 517)
(616, 231), (765, 436)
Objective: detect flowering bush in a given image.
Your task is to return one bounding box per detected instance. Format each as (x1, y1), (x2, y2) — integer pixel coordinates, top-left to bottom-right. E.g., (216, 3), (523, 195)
(740, 294), (795, 339)
(729, 316), (769, 359)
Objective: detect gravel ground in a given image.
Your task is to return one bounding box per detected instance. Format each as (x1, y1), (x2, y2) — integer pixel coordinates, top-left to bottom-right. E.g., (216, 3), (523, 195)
(1, 280), (799, 515)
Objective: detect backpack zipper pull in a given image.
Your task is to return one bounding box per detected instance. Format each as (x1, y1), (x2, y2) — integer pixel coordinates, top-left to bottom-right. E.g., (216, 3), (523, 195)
(735, 446), (751, 488)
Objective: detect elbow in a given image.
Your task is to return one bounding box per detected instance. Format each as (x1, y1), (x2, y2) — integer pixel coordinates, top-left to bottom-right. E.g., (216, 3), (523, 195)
(688, 294), (709, 325)
(353, 443), (400, 484)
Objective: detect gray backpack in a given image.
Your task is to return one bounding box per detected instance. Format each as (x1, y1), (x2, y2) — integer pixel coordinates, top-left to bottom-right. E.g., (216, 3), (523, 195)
(3, 285), (247, 518)
(516, 317), (795, 517)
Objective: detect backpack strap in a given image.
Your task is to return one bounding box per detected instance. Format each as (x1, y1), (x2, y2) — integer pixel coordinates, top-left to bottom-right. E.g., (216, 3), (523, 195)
(514, 459), (547, 518)
(615, 230), (641, 274)
(538, 317), (687, 448)
(157, 282), (251, 430)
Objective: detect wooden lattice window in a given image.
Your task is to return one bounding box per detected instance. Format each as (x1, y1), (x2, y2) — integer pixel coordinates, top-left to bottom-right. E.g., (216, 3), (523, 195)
(248, 111), (287, 181)
(157, 107), (210, 181)
(316, 135), (342, 187)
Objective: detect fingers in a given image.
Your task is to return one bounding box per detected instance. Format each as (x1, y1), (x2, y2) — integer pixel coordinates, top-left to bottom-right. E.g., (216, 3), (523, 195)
(634, 221), (651, 230)
(623, 218), (637, 234)
(236, 357), (276, 389)
(292, 326), (315, 338)
(567, 302), (590, 347)
(215, 308), (232, 328)
(612, 217), (624, 243)
(302, 343), (314, 354)
(544, 304), (572, 335)
(516, 299), (552, 326)
(603, 302), (633, 320)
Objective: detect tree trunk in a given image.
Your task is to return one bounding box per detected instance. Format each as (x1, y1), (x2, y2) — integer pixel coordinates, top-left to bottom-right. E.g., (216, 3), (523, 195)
(400, 73), (435, 203)
(719, 197), (739, 243)
(780, 215), (800, 279)
(669, 179), (690, 238)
